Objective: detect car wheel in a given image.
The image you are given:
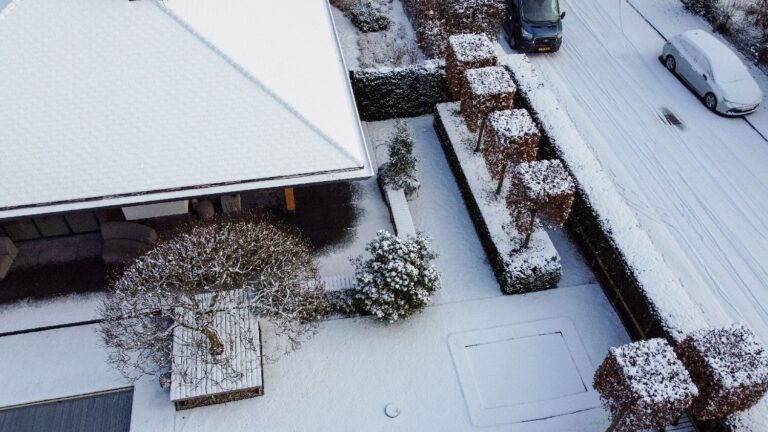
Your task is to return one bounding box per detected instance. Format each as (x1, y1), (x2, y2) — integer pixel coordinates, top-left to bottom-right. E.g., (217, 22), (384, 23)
(508, 34), (517, 49)
(665, 55), (676, 72)
(704, 93), (718, 111)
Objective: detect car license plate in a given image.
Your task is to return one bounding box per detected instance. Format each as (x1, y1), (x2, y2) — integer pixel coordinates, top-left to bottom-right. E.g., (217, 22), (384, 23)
(538, 47), (551, 52)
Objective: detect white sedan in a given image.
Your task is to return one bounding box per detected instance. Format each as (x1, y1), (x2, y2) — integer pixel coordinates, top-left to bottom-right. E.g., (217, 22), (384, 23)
(662, 30), (762, 116)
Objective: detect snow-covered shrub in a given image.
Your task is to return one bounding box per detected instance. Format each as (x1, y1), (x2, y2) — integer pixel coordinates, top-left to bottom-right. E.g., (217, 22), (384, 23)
(349, 60), (451, 121)
(481, 109), (540, 194)
(594, 339), (699, 432)
(99, 216), (328, 385)
(380, 120), (420, 198)
(351, 0), (391, 33)
(502, 246), (561, 294)
(352, 230), (440, 322)
(460, 66), (516, 132)
(507, 160), (575, 249)
(330, 0), (359, 12)
(446, 0), (506, 38)
(682, 0), (768, 67)
(416, 16), (450, 58)
(682, 0), (719, 19)
(445, 34), (498, 98)
(402, 0), (505, 58)
(675, 324), (768, 420)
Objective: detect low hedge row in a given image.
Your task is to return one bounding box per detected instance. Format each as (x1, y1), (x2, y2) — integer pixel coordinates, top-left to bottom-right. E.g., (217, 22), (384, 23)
(433, 109), (560, 294)
(350, 60), (452, 121)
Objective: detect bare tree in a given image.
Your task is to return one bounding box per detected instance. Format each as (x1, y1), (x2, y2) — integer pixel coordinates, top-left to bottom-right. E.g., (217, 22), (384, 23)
(99, 216), (328, 387)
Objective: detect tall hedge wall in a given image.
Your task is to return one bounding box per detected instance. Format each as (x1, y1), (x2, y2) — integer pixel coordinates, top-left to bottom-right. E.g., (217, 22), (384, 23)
(349, 60), (453, 121)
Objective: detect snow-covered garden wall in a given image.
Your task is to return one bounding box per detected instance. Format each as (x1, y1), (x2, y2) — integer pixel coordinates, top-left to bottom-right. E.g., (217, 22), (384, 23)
(349, 60), (452, 120)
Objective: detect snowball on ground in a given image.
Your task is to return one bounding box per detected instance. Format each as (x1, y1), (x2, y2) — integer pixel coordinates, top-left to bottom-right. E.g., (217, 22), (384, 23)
(447, 34), (496, 63)
(594, 338), (698, 431)
(676, 324), (768, 420)
(464, 66), (516, 96)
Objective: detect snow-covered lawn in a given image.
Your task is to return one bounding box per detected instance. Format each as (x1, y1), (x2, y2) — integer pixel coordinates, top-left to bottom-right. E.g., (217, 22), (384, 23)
(0, 283), (627, 431)
(167, 284), (628, 432)
(0, 323), (125, 407)
(0, 292), (102, 334)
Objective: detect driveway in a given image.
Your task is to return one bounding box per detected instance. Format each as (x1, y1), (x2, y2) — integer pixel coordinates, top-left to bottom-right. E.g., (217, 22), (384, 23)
(504, 0), (768, 342)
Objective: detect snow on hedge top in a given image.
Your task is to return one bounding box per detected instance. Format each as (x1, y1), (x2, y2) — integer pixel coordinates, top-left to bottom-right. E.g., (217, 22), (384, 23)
(488, 109), (539, 140)
(513, 160), (575, 201)
(465, 66), (516, 96)
(613, 339), (698, 405)
(448, 34), (496, 62)
(500, 53), (713, 340)
(0, 0), (370, 219)
(685, 324), (768, 390)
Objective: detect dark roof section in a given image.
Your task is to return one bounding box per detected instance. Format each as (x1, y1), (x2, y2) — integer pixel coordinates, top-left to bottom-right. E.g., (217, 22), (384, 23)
(0, 389), (133, 432)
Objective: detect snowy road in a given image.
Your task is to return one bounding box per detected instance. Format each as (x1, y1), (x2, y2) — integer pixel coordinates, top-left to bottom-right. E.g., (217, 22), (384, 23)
(515, 0), (768, 341)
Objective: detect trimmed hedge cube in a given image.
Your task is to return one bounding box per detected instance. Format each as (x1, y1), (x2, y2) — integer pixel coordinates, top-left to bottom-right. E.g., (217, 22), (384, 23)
(460, 66), (516, 132)
(482, 109), (540, 183)
(675, 324), (768, 420)
(594, 339), (698, 432)
(446, 34), (497, 98)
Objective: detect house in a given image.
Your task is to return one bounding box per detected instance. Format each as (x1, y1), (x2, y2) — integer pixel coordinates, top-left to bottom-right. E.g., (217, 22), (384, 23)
(0, 0), (372, 244)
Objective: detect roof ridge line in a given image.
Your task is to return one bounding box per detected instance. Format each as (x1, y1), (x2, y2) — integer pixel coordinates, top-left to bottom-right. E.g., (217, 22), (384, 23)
(0, 0), (26, 22)
(150, 0), (363, 167)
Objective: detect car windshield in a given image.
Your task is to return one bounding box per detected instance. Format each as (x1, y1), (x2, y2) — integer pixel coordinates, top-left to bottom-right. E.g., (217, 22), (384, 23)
(521, 0), (560, 23)
(711, 57), (750, 84)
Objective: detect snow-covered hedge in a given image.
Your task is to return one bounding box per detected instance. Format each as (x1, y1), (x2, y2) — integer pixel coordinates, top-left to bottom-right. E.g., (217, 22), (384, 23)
(350, 60), (452, 121)
(434, 102), (561, 294)
(681, 0), (768, 66)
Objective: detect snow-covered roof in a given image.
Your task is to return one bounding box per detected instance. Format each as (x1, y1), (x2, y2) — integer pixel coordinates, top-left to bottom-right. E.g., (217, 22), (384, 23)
(0, 0), (372, 220)
(465, 66), (516, 96)
(171, 291), (262, 403)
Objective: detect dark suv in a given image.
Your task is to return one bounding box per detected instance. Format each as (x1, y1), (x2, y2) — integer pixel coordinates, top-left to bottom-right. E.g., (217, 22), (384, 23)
(503, 0), (565, 53)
